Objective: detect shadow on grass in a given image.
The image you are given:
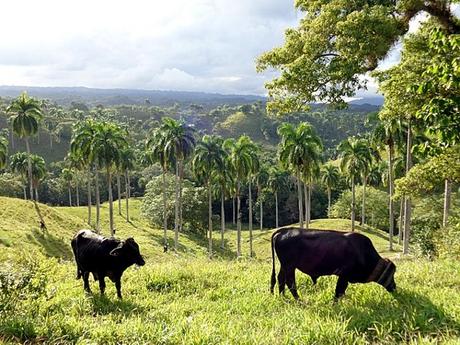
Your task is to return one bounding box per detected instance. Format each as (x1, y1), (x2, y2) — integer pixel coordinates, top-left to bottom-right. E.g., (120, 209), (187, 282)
(321, 288), (460, 341)
(89, 294), (144, 316)
(26, 229), (73, 260)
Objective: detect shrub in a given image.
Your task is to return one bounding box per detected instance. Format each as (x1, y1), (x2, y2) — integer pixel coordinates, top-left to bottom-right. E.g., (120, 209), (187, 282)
(141, 174), (207, 234)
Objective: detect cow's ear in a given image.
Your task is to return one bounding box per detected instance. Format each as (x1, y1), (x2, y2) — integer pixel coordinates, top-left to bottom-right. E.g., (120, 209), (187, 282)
(110, 244), (123, 256)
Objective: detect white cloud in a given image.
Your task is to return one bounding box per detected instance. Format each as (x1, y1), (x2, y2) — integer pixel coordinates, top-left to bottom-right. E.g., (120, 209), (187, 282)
(0, 0), (297, 95)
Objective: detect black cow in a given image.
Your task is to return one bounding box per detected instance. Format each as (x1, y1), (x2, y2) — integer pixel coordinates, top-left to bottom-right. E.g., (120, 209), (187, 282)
(270, 227), (396, 300)
(71, 230), (145, 298)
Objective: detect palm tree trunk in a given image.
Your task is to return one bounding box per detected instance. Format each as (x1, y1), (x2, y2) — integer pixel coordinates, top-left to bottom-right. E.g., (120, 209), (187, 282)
(76, 181), (80, 207)
(95, 165), (101, 233)
(10, 130), (14, 150)
(327, 187), (331, 216)
(125, 170), (130, 222)
(351, 176), (356, 232)
(162, 169), (167, 249)
(35, 187), (39, 202)
(308, 182), (312, 224)
(237, 182), (242, 258)
(259, 186), (263, 231)
(174, 161), (180, 251)
(249, 179), (253, 257)
(388, 145), (395, 251)
(221, 187), (225, 249)
(403, 120), (413, 255)
(179, 160), (184, 234)
(361, 176), (367, 226)
(232, 197), (236, 225)
(304, 182), (308, 229)
(49, 132), (53, 148)
(68, 185), (72, 206)
(87, 167), (92, 226)
(399, 198), (404, 245)
(23, 185), (27, 200)
(275, 191), (279, 228)
(117, 172), (122, 215)
(107, 169), (114, 237)
(297, 172), (304, 228)
(208, 181), (213, 258)
(443, 179), (451, 227)
(25, 138), (34, 201)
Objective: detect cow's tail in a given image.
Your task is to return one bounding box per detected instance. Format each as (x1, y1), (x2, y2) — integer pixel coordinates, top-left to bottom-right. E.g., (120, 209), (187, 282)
(71, 235), (82, 280)
(270, 230), (278, 294)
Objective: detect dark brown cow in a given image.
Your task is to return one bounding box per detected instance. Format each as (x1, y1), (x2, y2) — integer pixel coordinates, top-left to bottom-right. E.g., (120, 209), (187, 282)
(270, 227), (396, 300)
(71, 230), (145, 299)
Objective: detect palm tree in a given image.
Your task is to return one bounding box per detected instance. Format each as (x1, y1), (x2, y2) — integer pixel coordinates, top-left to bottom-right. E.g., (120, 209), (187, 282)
(214, 149), (232, 249)
(338, 137), (373, 232)
(146, 127), (173, 250)
(372, 117), (404, 250)
(120, 147), (135, 222)
(90, 122), (127, 236)
(224, 135), (258, 258)
(267, 167), (289, 228)
(256, 164), (269, 231)
(7, 92), (43, 201)
(10, 152), (29, 199)
(192, 135), (225, 257)
(30, 155), (46, 201)
(0, 136), (8, 170)
(71, 120), (98, 229)
(321, 164), (340, 216)
(162, 118), (196, 251)
(61, 168), (74, 206)
(66, 152), (85, 207)
(357, 137), (375, 227)
(278, 122), (322, 229)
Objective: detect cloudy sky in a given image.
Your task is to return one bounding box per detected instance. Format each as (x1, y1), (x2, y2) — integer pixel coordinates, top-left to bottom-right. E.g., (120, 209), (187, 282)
(2, 0), (429, 97)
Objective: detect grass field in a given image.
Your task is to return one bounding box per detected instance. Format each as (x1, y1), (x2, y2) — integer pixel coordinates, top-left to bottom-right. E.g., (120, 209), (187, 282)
(0, 196), (459, 344)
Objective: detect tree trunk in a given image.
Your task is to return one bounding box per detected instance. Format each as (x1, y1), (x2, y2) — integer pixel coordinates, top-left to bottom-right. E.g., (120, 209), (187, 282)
(327, 187), (331, 217)
(361, 176), (367, 226)
(87, 167), (92, 226)
(259, 186), (263, 231)
(232, 197), (236, 225)
(125, 170), (130, 222)
(304, 182), (308, 229)
(399, 198), (404, 245)
(221, 188), (225, 249)
(107, 169), (114, 237)
(275, 191), (279, 228)
(237, 182), (241, 258)
(249, 179), (253, 257)
(179, 160), (184, 234)
(297, 172), (304, 228)
(95, 166), (101, 233)
(23, 185), (27, 200)
(35, 187), (39, 202)
(10, 130), (14, 150)
(403, 120), (413, 255)
(388, 145), (395, 251)
(117, 173), (122, 215)
(76, 181), (80, 207)
(162, 170), (167, 249)
(308, 181), (312, 224)
(443, 179), (451, 227)
(174, 161), (180, 251)
(49, 132), (53, 148)
(68, 185), (72, 206)
(351, 176), (356, 232)
(25, 138), (34, 201)
(208, 181), (213, 258)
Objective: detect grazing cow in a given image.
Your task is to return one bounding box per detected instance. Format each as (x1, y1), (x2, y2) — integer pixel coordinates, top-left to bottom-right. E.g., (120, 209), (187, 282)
(270, 227), (396, 300)
(71, 230), (145, 299)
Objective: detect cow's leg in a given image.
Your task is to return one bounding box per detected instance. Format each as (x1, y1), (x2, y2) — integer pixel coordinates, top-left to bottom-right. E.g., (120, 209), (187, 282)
(285, 267), (300, 300)
(98, 275), (106, 295)
(334, 276), (349, 301)
(83, 272), (91, 293)
(115, 279), (122, 299)
(277, 267), (286, 295)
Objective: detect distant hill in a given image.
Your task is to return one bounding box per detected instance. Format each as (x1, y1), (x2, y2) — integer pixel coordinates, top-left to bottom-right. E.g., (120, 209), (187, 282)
(0, 85), (383, 107)
(0, 86), (265, 107)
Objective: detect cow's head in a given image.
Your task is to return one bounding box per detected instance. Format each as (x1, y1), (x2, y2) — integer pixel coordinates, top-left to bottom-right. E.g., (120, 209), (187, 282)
(377, 259), (396, 292)
(110, 237), (145, 266)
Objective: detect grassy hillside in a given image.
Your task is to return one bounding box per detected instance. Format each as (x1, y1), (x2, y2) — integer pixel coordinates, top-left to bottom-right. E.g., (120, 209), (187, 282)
(1, 197), (459, 344)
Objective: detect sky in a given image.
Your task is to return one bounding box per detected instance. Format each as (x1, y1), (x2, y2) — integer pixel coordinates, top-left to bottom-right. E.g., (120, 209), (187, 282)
(0, 0), (442, 97)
